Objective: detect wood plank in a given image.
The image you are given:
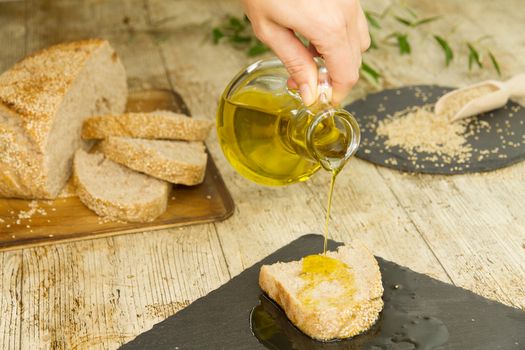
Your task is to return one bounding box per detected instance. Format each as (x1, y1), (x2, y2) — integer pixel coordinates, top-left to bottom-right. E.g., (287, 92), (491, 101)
(0, 250), (22, 349)
(20, 225), (230, 349)
(0, 0), (522, 348)
(0, 1), (26, 72)
(146, 0), (241, 30)
(0, 1), (26, 348)
(25, 0), (149, 53)
(104, 31), (174, 91)
(378, 163), (525, 309)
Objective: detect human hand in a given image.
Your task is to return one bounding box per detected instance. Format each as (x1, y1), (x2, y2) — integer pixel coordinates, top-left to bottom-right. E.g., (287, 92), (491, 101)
(242, 0), (370, 105)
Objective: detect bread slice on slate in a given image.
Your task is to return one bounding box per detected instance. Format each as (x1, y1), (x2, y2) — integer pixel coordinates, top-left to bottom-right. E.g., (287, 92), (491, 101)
(259, 243), (384, 341)
(0, 39), (127, 199)
(81, 110), (213, 141)
(73, 149), (169, 222)
(100, 137), (207, 185)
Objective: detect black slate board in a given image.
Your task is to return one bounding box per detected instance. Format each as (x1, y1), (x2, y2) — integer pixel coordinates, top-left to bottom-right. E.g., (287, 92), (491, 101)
(120, 234), (525, 350)
(344, 85), (525, 174)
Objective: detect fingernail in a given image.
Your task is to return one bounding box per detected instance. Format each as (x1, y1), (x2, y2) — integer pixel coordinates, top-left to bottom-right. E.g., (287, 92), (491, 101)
(287, 78), (299, 90)
(299, 83), (313, 105)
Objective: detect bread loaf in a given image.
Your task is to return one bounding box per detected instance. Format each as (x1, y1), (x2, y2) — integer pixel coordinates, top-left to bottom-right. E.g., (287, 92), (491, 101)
(0, 39), (128, 199)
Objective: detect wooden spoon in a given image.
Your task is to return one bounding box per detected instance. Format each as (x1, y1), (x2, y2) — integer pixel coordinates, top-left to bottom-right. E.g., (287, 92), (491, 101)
(435, 73), (525, 122)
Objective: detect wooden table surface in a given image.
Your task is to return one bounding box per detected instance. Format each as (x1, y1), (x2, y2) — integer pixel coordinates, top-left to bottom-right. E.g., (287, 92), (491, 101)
(1, 0), (524, 349)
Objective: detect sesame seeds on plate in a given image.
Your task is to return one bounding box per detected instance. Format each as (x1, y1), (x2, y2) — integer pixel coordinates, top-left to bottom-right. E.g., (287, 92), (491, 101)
(346, 85), (525, 174)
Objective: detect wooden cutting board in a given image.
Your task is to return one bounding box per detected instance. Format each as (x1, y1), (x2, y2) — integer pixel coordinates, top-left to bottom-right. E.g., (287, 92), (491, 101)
(0, 89), (234, 251)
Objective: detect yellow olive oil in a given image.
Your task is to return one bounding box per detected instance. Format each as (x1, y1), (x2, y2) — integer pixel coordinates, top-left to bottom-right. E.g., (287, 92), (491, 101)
(298, 254), (355, 308)
(323, 172), (338, 254)
(217, 88), (316, 186)
(217, 87), (352, 186)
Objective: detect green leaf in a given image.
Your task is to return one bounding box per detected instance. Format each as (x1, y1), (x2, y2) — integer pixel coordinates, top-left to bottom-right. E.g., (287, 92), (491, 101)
(230, 34), (252, 44)
(467, 43), (482, 69)
(360, 61), (381, 83)
(395, 15), (440, 27)
(434, 35), (453, 66)
(212, 28), (224, 44)
(394, 16), (413, 27)
(402, 5), (419, 19)
(369, 32), (378, 50)
(396, 33), (411, 54)
(413, 16), (440, 26)
(229, 16), (245, 30)
(488, 51), (501, 76)
(365, 11), (381, 29)
(248, 41), (270, 56)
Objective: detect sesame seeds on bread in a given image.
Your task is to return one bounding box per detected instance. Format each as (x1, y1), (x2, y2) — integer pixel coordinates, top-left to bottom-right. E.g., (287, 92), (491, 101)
(100, 137), (208, 185)
(0, 39), (128, 199)
(259, 243), (384, 341)
(73, 149), (170, 223)
(82, 110), (213, 141)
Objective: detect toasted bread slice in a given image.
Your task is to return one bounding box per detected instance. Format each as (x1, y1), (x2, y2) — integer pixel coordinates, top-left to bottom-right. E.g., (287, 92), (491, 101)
(100, 137), (207, 185)
(81, 110), (212, 141)
(259, 243), (384, 341)
(73, 149), (170, 222)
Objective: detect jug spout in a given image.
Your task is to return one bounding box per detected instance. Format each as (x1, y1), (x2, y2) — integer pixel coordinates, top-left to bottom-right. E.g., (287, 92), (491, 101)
(307, 109), (360, 173)
(286, 104), (360, 174)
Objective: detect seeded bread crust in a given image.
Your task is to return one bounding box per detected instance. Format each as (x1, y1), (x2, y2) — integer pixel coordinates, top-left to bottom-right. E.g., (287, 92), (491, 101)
(82, 111), (213, 141)
(100, 137), (207, 185)
(259, 243), (384, 341)
(73, 150), (169, 223)
(0, 39), (127, 199)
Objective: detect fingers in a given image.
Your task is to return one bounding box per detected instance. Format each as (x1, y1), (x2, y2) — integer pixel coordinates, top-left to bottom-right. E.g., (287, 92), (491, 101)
(322, 41), (360, 105)
(253, 22), (318, 105)
(244, 0), (371, 105)
(298, 7), (366, 105)
(287, 78), (299, 90)
(319, 1), (368, 104)
(355, 1), (371, 51)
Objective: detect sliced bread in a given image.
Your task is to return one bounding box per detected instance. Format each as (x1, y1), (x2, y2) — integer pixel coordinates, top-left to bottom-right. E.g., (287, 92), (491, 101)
(100, 137), (207, 185)
(0, 39), (127, 199)
(73, 149), (169, 222)
(259, 243), (384, 341)
(81, 110), (213, 141)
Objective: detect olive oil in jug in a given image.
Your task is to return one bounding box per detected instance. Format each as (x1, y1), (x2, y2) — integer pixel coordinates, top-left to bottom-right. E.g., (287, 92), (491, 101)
(217, 58), (360, 186)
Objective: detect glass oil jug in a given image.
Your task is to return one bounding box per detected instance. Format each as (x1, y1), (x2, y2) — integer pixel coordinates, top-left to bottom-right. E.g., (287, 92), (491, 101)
(217, 58), (360, 186)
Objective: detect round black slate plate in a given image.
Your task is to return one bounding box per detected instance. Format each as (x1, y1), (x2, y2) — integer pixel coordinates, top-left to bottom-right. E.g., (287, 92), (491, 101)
(344, 85), (525, 174)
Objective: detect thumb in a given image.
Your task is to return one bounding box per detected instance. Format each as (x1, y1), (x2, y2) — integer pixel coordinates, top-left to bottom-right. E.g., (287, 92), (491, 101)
(256, 24), (318, 105)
